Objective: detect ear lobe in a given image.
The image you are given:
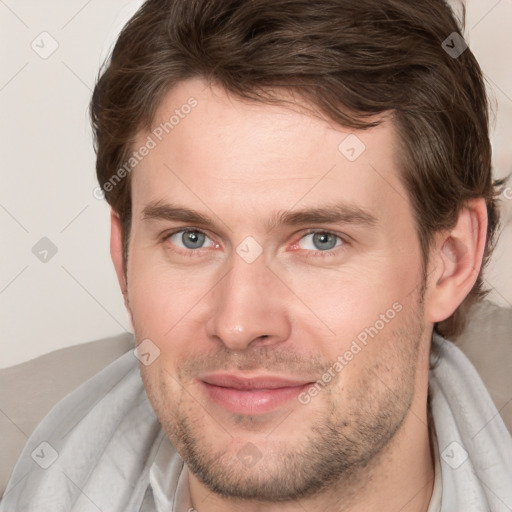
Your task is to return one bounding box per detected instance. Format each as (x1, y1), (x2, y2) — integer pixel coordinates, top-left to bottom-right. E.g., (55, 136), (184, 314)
(425, 198), (488, 323)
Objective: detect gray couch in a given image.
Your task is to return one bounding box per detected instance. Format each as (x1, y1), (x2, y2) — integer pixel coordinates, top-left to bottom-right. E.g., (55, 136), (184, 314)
(1, 300), (511, 497)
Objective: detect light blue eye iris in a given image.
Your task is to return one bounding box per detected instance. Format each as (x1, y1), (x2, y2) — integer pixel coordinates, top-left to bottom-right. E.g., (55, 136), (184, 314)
(181, 230), (206, 249)
(308, 232), (339, 251)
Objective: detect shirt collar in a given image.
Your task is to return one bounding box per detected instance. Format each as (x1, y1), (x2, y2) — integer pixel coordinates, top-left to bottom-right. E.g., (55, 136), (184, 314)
(426, 422), (443, 512)
(149, 431), (193, 512)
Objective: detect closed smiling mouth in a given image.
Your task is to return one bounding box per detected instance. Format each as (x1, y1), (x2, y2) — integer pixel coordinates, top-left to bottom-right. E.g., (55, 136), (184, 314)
(197, 373), (314, 414)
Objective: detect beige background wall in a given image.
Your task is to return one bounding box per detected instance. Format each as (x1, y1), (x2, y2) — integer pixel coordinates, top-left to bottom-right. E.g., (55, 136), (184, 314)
(1, 0), (511, 368)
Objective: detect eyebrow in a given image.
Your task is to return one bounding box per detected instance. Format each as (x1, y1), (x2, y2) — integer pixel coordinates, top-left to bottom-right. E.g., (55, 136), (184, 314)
(266, 203), (378, 231)
(142, 200), (378, 232)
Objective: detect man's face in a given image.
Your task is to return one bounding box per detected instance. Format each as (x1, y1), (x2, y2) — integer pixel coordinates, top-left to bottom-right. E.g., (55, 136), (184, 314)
(123, 78), (431, 501)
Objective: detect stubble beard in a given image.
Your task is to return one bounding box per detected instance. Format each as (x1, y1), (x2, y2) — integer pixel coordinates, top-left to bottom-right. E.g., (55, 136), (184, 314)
(139, 301), (426, 504)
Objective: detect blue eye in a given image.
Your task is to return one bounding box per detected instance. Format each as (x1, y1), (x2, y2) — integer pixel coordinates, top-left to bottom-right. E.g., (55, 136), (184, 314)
(164, 228), (345, 258)
(168, 229), (213, 250)
(298, 231), (343, 252)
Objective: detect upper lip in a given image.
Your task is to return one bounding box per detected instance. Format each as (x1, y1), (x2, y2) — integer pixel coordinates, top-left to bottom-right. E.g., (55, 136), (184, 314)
(199, 373), (313, 390)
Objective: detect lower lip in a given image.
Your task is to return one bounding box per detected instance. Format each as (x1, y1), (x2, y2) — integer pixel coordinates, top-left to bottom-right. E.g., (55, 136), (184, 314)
(199, 381), (311, 415)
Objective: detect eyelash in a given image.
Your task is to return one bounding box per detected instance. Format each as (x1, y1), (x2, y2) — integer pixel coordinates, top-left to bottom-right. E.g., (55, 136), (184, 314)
(162, 227), (348, 258)
(294, 229), (347, 258)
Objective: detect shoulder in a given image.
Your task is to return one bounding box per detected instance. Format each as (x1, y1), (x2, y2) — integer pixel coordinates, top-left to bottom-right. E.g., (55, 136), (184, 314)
(446, 300), (512, 434)
(0, 333), (160, 510)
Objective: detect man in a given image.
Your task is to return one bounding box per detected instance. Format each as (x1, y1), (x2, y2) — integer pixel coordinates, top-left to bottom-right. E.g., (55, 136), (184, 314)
(2, 0), (511, 511)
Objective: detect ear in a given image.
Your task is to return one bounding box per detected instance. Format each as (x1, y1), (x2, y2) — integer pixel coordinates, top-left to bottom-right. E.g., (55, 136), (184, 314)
(110, 210), (129, 309)
(424, 198), (488, 323)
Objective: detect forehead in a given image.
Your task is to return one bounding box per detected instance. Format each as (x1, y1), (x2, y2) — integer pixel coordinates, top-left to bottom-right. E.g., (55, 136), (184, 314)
(130, 77), (411, 231)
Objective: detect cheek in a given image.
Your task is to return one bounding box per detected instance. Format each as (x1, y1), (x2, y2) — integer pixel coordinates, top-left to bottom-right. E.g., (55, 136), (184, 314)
(321, 297), (422, 407)
(139, 360), (182, 426)
(127, 251), (217, 344)
(127, 269), (171, 338)
(277, 256), (417, 346)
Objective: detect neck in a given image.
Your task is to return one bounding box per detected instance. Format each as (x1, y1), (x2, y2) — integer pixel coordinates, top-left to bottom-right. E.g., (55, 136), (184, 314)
(187, 397), (435, 512)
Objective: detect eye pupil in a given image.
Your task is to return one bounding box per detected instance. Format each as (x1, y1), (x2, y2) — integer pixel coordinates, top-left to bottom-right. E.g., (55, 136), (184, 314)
(312, 232), (337, 250)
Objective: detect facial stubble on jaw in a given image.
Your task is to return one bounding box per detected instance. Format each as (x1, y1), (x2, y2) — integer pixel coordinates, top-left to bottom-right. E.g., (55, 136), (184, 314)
(139, 306), (425, 505)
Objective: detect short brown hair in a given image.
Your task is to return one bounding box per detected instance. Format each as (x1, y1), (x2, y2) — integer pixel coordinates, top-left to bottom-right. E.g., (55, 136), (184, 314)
(90, 0), (505, 340)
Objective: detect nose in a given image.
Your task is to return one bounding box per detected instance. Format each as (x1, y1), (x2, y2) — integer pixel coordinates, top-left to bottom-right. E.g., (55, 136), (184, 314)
(205, 252), (292, 352)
